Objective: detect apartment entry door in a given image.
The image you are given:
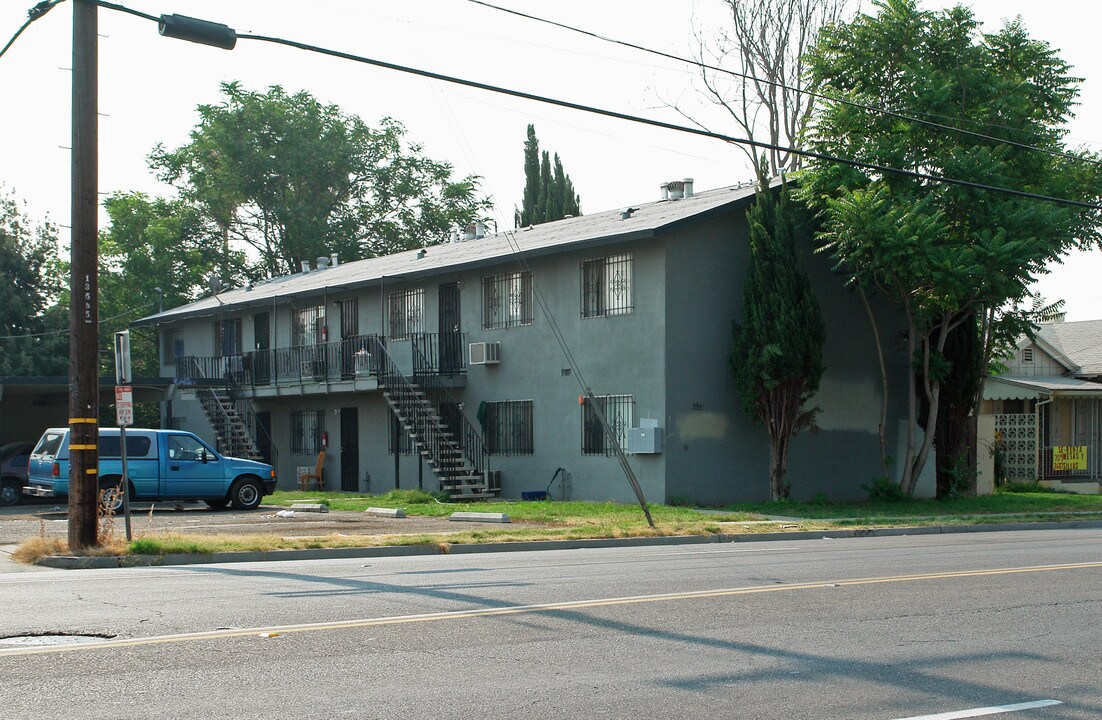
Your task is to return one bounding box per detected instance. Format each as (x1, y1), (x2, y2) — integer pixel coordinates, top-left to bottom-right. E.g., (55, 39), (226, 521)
(339, 299), (359, 380)
(438, 282), (462, 374)
(340, 406), (359, 491)
(253, 312), (270, 384)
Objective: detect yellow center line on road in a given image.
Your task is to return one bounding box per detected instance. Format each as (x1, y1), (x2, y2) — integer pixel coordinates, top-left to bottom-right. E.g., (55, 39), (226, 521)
(3, 560), (1100, 658)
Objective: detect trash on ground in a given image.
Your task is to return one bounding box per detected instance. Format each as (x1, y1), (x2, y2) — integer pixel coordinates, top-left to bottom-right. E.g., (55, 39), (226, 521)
(275, 510), (296, 518)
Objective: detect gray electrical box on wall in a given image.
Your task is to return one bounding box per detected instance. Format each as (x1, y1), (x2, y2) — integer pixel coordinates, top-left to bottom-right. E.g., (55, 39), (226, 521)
(626, 419), (663, 454)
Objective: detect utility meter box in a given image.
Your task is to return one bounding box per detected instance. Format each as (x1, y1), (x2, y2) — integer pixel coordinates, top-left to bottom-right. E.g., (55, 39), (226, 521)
(626, 420), (663, 454)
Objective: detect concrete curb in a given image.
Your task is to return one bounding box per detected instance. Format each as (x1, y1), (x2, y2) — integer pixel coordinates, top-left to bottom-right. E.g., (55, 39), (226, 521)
(31, 519), (1102, 570)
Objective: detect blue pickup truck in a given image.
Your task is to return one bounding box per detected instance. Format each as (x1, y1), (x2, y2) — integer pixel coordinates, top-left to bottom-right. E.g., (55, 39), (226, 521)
(24, 428), (276, 510)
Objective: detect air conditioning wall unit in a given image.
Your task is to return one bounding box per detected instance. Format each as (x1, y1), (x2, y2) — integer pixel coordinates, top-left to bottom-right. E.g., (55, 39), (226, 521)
(469, 341), (501, 365)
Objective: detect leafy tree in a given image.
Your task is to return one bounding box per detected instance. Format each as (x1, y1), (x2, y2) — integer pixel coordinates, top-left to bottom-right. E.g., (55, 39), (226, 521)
(731, 178), (825, 500)
(151, 82), (492, 278)
(0, 187), (66, 376)
(516, 125), (581, 226)
(801, 0), (1102, 495)
(97, 192), (228, 408)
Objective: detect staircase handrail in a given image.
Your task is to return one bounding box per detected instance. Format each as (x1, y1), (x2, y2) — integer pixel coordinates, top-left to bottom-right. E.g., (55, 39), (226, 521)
(224, 375), (279, 471)
(368, 337), (472, 482)
(410, 339), (487, 481)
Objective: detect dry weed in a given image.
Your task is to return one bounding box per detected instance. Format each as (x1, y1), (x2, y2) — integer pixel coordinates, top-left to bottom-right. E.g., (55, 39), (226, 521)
(11, 537), (68, 564)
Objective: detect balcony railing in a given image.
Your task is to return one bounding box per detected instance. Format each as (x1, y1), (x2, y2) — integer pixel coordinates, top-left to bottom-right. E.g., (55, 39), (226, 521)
(175, 333), (467, 389)
(176, 334), (381, 388)
(412, 332), (466, 377)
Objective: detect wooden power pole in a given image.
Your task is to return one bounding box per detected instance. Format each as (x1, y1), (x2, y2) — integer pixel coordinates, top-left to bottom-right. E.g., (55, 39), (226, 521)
(68, 0), (99, 549)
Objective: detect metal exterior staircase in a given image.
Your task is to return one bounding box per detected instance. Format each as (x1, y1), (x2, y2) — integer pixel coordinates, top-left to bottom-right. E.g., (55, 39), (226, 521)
(367, 337), (496, 499)
(196, 386), (265, 461)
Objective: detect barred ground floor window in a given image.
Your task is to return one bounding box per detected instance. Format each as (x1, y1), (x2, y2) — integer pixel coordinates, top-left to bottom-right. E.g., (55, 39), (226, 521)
(291, 410), (326, 455)
(483, 399), (534, 455)
(582, 394), (634, 455)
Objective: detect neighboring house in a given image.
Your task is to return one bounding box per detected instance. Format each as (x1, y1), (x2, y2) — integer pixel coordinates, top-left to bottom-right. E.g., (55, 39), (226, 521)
(133, 181), (925, 505)
(981, 320), (1102, 492)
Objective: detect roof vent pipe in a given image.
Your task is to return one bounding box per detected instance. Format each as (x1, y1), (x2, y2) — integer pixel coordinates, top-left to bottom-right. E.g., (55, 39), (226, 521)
(330, 253), (338, 267)
(300, 260), (310, 273)
(660, 183), (669, 201)
(316, 256), (329, 270)
(667, 180), (685, 200)
(620, 207), (637, 221)
(463, 224), (477, 241)
(684, 178), (694, 197)
(475, 222), (487, 239)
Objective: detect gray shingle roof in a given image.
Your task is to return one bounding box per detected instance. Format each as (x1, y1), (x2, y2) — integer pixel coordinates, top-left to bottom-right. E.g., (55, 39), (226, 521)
(133, 182), (761, 327)
(984, 375), (1102, 400)
(1036, 320), (1102, 376)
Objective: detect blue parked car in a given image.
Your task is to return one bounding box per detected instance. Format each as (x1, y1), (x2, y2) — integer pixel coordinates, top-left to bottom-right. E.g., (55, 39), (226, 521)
(24, 428), (276, 511)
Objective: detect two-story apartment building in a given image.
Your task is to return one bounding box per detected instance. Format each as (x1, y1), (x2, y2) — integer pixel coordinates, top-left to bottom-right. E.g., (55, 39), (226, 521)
(134, 181), (926, 505)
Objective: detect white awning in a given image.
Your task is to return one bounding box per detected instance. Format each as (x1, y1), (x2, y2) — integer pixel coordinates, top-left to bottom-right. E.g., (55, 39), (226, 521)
(984, 376), (1102, 401)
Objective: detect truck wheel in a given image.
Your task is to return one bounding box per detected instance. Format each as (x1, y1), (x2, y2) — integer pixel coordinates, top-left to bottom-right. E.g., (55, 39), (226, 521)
(205, 498), (229, 509)
(1, 479), (22, 506)
(98, 478), (127, 515)
(229, 478), (262, 510)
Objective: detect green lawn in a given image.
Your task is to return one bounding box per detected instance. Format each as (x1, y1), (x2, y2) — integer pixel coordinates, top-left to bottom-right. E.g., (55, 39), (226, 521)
(271, 484), (1102, 524)
(18, 485), (1102, 562)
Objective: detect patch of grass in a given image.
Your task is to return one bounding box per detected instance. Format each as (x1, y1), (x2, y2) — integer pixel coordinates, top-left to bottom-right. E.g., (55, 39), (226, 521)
(12, 535), (129, 563)
(719, 488), (1102, 520)
(269, 491), (757, 524)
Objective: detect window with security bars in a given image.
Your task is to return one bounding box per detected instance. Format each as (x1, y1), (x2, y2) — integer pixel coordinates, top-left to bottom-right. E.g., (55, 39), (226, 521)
(581, 394), (634, 455)
(292, 305), (326, 347)
(388, 288), (424, 340)
(483, 400), (534, 455)
(482, 271), (533, 329)
(290, 410), (325, 455)
(388, 408), (414, 455)
(581, 253), (633, 318)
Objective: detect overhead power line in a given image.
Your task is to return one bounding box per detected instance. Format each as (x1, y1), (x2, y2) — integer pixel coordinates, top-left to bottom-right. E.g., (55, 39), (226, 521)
(0, 0), (62, 60)
(467, 0), (1102, 170)
(240, 25), (1102, 210)
(18, 0), (1088, 212)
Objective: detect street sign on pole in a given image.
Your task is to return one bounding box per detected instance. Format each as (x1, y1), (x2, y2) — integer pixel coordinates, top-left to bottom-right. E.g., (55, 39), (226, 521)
(114, 330), (131, 384)
(115, 383), (134, 541)
(115, 385), (133, 427)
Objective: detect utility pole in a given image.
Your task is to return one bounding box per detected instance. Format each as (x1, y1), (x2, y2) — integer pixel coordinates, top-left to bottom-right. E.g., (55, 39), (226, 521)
(69, 0), (99, 550)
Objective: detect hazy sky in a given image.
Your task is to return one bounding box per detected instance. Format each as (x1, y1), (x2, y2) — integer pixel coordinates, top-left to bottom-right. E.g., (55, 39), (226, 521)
(1, 0), (1100, 318)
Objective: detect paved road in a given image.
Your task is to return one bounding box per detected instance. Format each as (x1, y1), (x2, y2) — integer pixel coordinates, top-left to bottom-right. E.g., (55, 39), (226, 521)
(1, 529), (1100, 719)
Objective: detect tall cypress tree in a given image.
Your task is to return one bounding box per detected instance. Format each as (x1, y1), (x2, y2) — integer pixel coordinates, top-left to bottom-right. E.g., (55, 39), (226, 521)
(516, 125), (582, 227)
(550, 154), (567, 221)
(518, 124), (540, 227)
(537, 150), (554, 225)
(730, 176), (825, 501)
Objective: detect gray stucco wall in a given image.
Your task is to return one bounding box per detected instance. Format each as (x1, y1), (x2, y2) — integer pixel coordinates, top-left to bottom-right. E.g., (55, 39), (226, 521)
(663, 209), (918, 504)
(444, 239), (668, 503)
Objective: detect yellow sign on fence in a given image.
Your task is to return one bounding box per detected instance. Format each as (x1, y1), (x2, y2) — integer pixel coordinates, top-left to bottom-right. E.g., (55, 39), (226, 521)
(1052, 446), (1088, 471)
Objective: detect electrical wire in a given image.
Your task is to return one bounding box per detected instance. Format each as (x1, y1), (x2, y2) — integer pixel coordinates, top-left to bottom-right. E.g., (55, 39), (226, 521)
(231, 35), (1102, 211)
(0, 0), (63, 60)
(80, 1), (1102, 210)
(0, 301), (156, 341)
(468, 0), (1102, 169)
